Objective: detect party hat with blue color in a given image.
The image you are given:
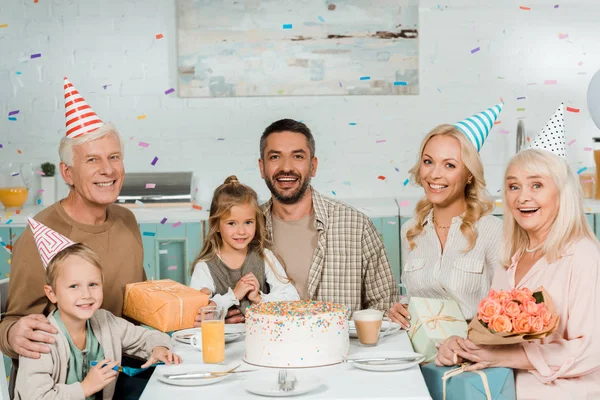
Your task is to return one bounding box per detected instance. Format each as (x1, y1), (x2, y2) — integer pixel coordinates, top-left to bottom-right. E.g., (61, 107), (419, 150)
(529, 103), (566, 158)
(453, 103), (504, 152)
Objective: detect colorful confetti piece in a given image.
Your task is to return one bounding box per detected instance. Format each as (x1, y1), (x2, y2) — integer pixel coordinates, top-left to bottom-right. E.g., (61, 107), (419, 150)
(156, 33), (164, 39)
(17, 150), (22, 154)
(160, 218), (168, 224)
(164, 88), (174, 95)
(37, 198), (42, 205)
(8, 117), (17, 121)
(331, 191), (336, 195)
(0, 24), (8, 28)
(172, 221), (182, 228)
(566, 107), (580, 113)
(403, 178), (410, 186)
(376, 140), (387, 143)
(349, 122), (357, 126)
(282, 24), (293, 29)
(102, 84), (112, 90)
(394, 167), (400, 172)
(517, 96), (527, 100)
(500, 130), (510, 134)
(519, 6), (531, 10)
(567, 139), (576, 146)
(167, 265), (178, 271)
(517, 108), (526, 112)
(584, 147), (593, 152)
(37, 189), (44, 194)
(494, 121), (502, 125)
(30, 53), (41, 59)
(35, 170), (45, 175)
(142, 232), (156, 237)
(544, 80), (557, 85)
(577, 167), (588, 175)
(377, 175), (386, 181)
(359, 76), (371, 81)
(318, 16), (325, 22)
(192, 204), (203, 210)
(5, 220), (12, 225)
(145, 183), (156, 189)
(138, 141), (150, 148)
(558, 33), (569, 39)
(399, 200), (411, 207)
(151, 156), (158, 166)
(137, 115), (147, 120)
(470, 47), (480, 54)
(8, 110), (19, 116)
(393, 81), (407, 86)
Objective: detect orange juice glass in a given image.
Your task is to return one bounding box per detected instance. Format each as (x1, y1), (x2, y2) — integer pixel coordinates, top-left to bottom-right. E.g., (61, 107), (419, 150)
(200, 306), (225, 364)
(0, 187), (28, 209)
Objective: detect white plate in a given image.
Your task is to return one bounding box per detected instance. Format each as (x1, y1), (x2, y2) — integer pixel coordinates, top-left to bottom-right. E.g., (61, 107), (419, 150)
(348, 351), (425, 372)
(157, 364), (233, 386)
(348, 320), (403, 339)
(172, 328), (243, 345)
(244, 375), (323, 397)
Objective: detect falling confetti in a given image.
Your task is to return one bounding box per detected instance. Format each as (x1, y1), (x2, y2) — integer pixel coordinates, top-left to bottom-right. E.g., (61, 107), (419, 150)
(377, 175), (386, 181)
(544, 80), (558, 85)
(566, 107), (580, 113)
(359, 76), (371, 81)
(584, 147), (592, 151)
(137, 115), (147, 120)
(470, 47), (480, 54)
(172, 221), (182, 228)
(156, 33), (164, 39)
(145, 183), (156, 189)
(151, 156), (158, 166)
(160, 218), (168, 224)
(167, 265), (178, 271)
(519, 6), (531, 10)
(331, 191), (336, 195)
(393, 81), (407, 86)
(8, 110), (19, 116)
(403, 178), (410, 186)
(558, 33), (569, 39)
(349, 122), (357, 126)
(577, 167), (588, 175)
(164, 88), (174, 95)
(318, 16), (325, 22)
(138, 142), (150, 148)
(399, 200), (410, 207)
(282, 24), (293, 29)
(30, 53), (41, 59)
(192, 204), (203, 210)
(376, 140), (387, 143)
(143, 232), (156, 237)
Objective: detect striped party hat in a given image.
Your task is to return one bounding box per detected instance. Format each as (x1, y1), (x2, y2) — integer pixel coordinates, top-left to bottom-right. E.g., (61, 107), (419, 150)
(453, 103), (504, 152)
(28, 218), (75, 268)
(529, 103), (566, 158)
(64, 77), (104, 139)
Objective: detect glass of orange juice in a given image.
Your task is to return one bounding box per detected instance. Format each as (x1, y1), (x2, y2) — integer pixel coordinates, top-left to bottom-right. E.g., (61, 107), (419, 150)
(200, 306), (226, 364)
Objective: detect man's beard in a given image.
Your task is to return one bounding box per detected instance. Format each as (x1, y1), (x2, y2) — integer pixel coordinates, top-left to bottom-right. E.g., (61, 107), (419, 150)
(265, 169), (312, 205)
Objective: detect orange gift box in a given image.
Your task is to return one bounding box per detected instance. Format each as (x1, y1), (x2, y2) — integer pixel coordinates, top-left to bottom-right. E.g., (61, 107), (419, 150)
(123, 279), (209, 332)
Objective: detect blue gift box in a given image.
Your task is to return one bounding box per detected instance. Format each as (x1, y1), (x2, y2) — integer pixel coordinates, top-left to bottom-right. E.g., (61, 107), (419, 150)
(421, 363), (516, 400)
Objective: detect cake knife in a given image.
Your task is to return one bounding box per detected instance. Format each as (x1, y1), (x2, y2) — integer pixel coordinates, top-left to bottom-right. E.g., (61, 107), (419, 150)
(343, 356), (423, 364)
(164, 370), (257, 380)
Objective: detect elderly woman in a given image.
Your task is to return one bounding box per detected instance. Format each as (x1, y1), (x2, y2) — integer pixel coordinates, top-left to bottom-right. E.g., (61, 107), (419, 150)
(437, 149), (600, 398)
(388, 122), (502, 329)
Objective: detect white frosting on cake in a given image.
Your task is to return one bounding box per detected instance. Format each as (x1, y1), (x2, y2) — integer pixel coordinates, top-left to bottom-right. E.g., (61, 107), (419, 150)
(244, 301), (349, 368)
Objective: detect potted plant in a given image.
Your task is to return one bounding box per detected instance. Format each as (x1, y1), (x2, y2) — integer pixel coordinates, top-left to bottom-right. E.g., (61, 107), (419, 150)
(40, 162), (57, 206)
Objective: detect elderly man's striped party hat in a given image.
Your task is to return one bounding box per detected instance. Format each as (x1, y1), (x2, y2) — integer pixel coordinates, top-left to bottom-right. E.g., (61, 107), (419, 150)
(28, 218), (75, 268)
(453, 103), (504, 152)
(64, 77), (104, 138)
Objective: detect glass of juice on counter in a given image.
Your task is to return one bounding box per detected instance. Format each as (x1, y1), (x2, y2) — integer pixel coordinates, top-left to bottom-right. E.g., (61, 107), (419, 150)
(200, 306), (225, 363)
(0, 162), (34, 210)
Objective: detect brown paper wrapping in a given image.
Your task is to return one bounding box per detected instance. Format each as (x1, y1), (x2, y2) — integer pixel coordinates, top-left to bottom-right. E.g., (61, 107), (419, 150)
(123, 279), (209, 332)
(467, 287), (560, 345)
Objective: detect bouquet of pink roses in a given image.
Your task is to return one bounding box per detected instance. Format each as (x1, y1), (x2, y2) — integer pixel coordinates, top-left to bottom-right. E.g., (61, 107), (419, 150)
(467, 287), (559, 345)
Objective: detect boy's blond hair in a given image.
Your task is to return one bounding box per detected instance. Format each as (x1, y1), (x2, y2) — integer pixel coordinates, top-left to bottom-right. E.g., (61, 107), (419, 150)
(46, 243), (104, 288)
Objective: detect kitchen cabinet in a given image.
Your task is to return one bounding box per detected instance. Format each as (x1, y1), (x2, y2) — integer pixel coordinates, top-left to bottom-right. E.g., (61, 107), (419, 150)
(369, 217), (401, 285)
(140, 222), (204, 285)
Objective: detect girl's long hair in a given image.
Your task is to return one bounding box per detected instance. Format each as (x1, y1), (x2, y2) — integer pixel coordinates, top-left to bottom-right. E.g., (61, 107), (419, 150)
(191, 175), (289, 283)
(406, 124), (493, 253)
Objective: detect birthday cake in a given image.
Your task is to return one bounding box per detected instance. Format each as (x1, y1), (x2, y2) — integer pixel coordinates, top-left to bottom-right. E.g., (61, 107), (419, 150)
(244, 300), (349, 368)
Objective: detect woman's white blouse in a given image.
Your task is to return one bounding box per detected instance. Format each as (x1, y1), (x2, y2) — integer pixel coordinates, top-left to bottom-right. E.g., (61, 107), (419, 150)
(401, 211), (502, 320)
(189, 249), (300, 311)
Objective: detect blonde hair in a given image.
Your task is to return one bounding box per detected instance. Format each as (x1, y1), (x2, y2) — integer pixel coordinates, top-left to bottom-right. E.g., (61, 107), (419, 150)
(191, 176), (289, 283)
(59, 122), (124, 166)
(406, 124), (493, 252)
(46, 243), (103, 288)
(500, 149), (598, 266)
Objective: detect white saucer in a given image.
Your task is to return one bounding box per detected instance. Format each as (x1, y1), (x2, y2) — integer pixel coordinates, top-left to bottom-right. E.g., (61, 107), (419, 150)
(244, 375), (323, 397)
(348, 320), (403, 339)
(348, 351), (424, 372)
(172, 328), (242, 345)
(157, 364), (233, 386)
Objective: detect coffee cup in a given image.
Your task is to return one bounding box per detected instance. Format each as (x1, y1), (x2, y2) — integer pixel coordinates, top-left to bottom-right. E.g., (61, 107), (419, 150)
(189, 332), (203, 351)
(352, 309), (399, 346)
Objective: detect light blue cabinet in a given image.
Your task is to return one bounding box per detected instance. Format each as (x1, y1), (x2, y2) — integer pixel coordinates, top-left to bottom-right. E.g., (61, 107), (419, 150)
(140, 222), (204, 285)
(0, 228), (10, 279)
(370, 217), (401, 285)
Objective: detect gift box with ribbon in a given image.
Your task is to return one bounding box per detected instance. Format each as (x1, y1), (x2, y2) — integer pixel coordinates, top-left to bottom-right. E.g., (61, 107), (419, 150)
(123, 279), (210, 332)
(407, 297), (468, 363)
(421, 363), (516, 400)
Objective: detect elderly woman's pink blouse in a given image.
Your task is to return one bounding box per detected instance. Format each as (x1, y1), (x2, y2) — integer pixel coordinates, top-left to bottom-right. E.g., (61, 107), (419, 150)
(492, 237), (600, 400)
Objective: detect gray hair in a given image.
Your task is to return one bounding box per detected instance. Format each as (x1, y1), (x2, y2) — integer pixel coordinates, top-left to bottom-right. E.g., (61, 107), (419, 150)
(58, 122), (124, 166)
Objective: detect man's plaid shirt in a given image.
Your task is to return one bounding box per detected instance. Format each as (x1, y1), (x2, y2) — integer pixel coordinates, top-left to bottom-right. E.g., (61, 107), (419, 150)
(262, 188), (400, 313)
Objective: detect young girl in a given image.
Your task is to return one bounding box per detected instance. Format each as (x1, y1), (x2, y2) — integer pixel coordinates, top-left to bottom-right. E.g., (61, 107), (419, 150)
(14, 218), (181, 400)
(190, 175), (299, 315)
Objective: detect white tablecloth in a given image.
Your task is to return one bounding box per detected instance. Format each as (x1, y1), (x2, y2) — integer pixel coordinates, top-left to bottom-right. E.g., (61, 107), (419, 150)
(140, 330), (432, 400)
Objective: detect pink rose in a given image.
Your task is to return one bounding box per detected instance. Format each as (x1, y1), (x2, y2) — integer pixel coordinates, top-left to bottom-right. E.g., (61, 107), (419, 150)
(511, 288), (534, 304)
(538, 307), (553, 327)
(489, 314), (513, 333)
(478, 298), (503, 323)
(503, 300), (521, 318)
(531, 316), (544, 333)
(521, 300), (540, 316)
(513, 313), (533, 333)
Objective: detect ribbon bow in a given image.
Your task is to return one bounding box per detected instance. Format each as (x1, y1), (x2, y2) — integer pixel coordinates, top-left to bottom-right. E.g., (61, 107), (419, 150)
(408, 299), (462, 341)
(442, 363), (492, 400)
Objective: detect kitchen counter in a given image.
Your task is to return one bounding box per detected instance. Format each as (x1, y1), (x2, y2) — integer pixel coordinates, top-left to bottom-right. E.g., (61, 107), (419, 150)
(4, 198), (600, 226)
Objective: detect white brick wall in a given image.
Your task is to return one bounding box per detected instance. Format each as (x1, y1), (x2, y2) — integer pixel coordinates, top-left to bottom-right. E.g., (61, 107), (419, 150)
(1, 0), (600, 206)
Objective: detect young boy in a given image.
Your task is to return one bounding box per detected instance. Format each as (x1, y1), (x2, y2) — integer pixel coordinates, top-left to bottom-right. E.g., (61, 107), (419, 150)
(14, 218), (181, 399)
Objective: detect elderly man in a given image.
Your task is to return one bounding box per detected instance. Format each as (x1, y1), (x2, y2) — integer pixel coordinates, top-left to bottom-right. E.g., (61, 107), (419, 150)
(0, 78), (146, 395)
(258, 119), (399, 313)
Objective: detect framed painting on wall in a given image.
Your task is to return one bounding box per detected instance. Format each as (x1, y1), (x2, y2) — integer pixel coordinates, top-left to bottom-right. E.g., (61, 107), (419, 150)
(177, 0), (419, 97)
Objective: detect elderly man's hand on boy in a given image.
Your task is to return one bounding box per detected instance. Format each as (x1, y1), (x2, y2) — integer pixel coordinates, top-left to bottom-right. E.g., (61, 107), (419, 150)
(8, 314), (58, 358)
(81, 359), (119, 397)
(143, 346), (182, 368)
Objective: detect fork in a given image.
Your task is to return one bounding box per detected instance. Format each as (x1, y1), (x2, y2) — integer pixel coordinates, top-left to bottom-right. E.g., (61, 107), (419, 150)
(277, 369), (287, 391)
(282, 376), (297, 392)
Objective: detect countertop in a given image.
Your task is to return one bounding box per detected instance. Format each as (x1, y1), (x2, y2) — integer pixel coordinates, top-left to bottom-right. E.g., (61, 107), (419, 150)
(4, 198), (600, 227)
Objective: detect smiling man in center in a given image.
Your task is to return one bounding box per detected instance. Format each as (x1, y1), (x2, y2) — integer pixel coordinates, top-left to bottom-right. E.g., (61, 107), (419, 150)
(256, 118), (399, 314)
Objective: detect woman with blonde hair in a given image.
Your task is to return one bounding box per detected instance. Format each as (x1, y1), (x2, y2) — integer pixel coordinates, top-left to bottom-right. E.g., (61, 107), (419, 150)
(439, 121), (600, 398)
(389, 105), (503, 336)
